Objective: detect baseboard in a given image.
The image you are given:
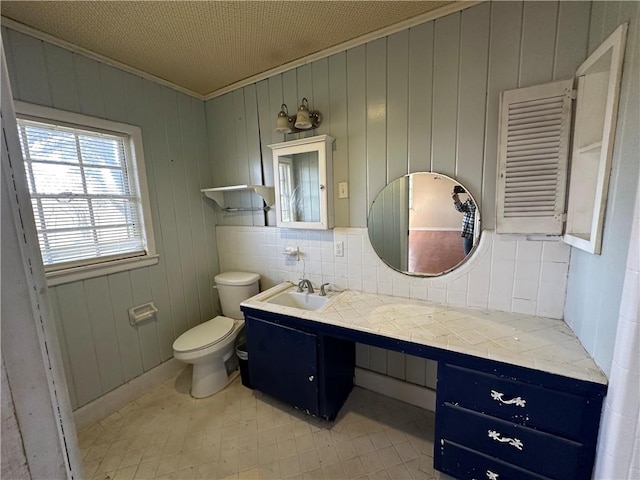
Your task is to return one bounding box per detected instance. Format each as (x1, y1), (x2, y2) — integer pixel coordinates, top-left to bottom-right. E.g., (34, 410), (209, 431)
(73, 358), (186, 430)
(354, 367), (436, 412)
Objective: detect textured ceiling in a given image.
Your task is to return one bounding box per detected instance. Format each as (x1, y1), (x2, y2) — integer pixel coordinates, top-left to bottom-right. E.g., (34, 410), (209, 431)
(1, 1), (456, 97)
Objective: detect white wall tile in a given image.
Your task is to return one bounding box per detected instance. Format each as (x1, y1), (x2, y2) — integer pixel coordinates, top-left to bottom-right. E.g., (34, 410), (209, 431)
(492, 235), (517, 260)
(428, 288), (446, 303)
(537, 281), (566, 318)
(216, 227), (569, 320)
(512, 298), (537, 316)
(488, 259), (516, 312)
(542, 240), (571, 263)
(516, 240), (543, 262)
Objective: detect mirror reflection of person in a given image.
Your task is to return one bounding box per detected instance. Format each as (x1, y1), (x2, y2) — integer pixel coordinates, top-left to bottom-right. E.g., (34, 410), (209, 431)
(452, 188), (476, 255)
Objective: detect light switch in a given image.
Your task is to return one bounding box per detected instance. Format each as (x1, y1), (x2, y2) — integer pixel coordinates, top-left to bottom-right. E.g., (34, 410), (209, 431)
(338, 182), (349, 199)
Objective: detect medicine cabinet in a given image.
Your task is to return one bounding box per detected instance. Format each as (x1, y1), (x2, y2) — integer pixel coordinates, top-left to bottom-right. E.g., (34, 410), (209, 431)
(496, 23), (627, 254)
(269, 135), (335, 230)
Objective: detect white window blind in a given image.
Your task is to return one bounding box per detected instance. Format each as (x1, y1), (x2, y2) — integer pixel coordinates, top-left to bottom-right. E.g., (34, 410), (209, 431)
(496, 79), (573, 235)
(17, 117), (148, 270)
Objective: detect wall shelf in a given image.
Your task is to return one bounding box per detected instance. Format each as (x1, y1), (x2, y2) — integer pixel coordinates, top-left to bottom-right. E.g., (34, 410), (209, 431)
(201, 185), (275, 209)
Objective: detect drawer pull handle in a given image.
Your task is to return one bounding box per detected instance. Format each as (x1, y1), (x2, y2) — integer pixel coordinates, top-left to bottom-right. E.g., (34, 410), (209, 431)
(309, 375), (314, 381)
(488, 430), (524, 451)
(486, 471), (499, 480)
(491, 389), (526, 407)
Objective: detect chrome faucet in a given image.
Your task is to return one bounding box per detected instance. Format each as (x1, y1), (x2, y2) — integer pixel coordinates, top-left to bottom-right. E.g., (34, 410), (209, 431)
(320, 283), (330, 296)
(297, 279), (314, 293)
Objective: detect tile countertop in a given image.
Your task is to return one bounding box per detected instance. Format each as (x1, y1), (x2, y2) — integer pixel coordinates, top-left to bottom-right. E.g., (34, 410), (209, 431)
(241, 282), (608, 386)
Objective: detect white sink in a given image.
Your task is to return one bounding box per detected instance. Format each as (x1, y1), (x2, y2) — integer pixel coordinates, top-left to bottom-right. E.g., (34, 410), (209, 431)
(265, 290), (332, 311)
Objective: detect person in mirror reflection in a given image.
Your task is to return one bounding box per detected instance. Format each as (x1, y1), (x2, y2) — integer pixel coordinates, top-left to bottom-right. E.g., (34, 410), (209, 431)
(452, 188), (476, 255)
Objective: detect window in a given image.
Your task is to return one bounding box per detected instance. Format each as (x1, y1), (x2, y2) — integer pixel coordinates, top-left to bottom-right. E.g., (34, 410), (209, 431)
(14, 102), (157, 285)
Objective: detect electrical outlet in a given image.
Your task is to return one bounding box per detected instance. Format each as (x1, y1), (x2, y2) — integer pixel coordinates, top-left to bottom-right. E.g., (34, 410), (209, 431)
(338, 182), (349, 199)
(334, 241), (344, 257)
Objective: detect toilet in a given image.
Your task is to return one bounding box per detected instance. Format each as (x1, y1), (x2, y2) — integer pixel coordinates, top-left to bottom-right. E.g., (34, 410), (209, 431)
(173, 271), (260, 398)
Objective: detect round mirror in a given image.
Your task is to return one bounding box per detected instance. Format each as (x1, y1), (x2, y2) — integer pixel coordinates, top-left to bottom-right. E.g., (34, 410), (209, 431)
(367, 172), (480, 276)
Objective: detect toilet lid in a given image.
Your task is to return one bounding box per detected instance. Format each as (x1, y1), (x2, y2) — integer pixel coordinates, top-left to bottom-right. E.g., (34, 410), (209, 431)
(173, 316), (234, 353)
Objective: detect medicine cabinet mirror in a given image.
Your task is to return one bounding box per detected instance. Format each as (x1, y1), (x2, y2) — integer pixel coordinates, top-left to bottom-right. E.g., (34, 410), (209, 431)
(368, 173), (480, 276)
(269, 135), (334, 230)
(564, 23), (627, 254)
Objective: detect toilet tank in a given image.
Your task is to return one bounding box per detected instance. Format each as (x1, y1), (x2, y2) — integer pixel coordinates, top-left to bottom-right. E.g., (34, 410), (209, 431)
(215, 272), (260, 319)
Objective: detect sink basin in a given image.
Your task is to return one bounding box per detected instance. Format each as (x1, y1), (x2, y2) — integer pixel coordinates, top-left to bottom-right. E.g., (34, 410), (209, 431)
(266, 290), (332, 311)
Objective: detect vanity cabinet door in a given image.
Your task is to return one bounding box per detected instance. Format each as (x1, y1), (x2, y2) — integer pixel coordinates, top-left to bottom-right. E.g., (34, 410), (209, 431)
(245, 315), (320, 416)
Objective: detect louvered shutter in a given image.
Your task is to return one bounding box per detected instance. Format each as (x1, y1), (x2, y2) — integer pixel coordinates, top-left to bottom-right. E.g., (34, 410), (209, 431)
(496, 79), (573, 234)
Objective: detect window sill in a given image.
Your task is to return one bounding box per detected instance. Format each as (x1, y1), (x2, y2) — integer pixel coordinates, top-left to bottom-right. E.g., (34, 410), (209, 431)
(46, 254), (159, 287)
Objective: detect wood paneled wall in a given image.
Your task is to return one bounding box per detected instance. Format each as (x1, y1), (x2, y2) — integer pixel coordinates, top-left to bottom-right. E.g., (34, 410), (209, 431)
(206, 2), (595, 232)
(204, 2), (605, 390)
(2, 27), (218, 408)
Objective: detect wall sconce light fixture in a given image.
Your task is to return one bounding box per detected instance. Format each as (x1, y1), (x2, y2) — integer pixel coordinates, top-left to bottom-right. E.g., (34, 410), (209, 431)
(275, 98), (322, 133)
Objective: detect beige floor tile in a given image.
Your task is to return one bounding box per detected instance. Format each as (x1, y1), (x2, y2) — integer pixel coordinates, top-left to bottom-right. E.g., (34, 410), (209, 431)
(316, 444), (340, 468)
(78, 377), (437, 480)
(321, 462), (346, 480)
(133, 459), (159, 480)
(155, 454), (180, 476)
(194, 460), (217, 480)
(377, 445), (403, 469)
(394, 441), (420, 463)
(298, 449), (321, 473)
(352, 435), (375, 456)
(385, 462), (412, 479)
(367, 431), (392, 450)
(238, 447), (259, 472)
(335, 439), (358, 462)
(365, 470), (391, 480)
(342, 457), (366, 478)
(295, 432), (317, 453)
(359, 451), (385, 475)
(258, 443), (278, 466)
(259, 460), (282, 480)
(302, 467), (325, 480)
(279, 454), (302, 478)
(113, 464), (138, 480)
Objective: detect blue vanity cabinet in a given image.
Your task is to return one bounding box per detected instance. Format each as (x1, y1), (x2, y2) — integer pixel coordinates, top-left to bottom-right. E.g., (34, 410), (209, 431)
(435, 361), (606, 480)
(243, 308), (355, 420)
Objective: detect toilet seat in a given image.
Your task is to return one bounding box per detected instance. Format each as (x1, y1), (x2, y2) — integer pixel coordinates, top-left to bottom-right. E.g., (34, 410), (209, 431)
(173, 316), (235, 353)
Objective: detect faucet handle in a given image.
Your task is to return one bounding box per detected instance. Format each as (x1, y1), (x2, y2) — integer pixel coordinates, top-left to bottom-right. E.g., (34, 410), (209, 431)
(320, 283), (330, 296)
(296, 279), (305, 292)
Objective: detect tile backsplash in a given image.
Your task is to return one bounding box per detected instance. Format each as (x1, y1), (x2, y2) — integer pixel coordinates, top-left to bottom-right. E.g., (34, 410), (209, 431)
(216, 226), (570, 319)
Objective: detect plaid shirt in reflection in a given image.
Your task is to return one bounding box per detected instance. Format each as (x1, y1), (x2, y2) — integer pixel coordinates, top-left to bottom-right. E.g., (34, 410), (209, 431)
(454, 198), (476, 238)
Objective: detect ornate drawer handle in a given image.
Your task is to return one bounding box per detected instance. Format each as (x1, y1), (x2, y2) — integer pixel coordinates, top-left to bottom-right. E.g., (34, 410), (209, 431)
(488, 430), (524, 451)
(491, 389), (526, 407)
(486, 471), (499, 480)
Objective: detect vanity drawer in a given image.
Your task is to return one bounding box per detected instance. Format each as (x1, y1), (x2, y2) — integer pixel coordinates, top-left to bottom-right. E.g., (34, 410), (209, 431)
(439, 404), (583, 479)
(439, 363), (589, 440)
(438, 440), (552, 480)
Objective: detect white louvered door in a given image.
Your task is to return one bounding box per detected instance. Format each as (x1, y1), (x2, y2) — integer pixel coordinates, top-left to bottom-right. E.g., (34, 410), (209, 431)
(496, 80), (573, 235)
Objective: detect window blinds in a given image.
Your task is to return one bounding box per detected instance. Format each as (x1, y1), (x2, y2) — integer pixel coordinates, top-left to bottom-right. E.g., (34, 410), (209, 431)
(17, 119), (146, 268)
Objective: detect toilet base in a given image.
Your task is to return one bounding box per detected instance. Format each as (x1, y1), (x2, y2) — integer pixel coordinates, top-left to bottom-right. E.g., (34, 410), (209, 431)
(190, 356), (238, 398)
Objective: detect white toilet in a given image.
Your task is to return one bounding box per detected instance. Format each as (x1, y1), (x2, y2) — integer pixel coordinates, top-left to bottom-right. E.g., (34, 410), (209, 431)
(173, 271), (260, 398)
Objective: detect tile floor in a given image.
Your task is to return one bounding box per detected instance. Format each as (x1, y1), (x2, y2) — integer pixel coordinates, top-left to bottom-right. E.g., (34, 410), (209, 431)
(79, 368), (452, 480)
